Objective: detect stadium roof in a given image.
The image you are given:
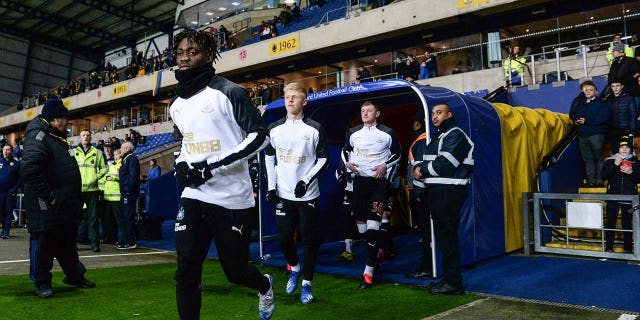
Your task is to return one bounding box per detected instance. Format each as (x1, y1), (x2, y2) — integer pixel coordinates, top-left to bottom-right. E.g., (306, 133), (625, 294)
(0, 0), (179, 60)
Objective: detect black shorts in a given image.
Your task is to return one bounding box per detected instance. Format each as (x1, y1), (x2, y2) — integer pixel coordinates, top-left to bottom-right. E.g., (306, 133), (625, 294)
(352, 176), (388, 222)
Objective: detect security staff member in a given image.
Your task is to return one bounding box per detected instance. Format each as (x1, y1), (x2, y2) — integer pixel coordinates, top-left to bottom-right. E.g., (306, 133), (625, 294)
(75, 129), (107, 252)
(264, 82), (328, 304)
(99, 149), (122, 247)
(414, 103), (473, 295)
(21, 98), (95, 298)
(405, 111), (433, 280)
(503, 45), (527, 85)
(0, 145), (21, 239)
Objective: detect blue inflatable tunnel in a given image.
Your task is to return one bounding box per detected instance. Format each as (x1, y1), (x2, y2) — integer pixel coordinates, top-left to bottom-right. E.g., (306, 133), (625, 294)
(260, 79), (505, 271)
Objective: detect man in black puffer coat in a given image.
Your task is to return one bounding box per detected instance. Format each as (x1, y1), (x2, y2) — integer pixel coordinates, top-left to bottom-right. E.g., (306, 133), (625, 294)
(21, 98), (95, 298)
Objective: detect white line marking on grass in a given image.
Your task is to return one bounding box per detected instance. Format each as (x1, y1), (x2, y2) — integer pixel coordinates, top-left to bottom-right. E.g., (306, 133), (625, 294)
(0, 250), (172, 264)
(618, 314), (637, 320)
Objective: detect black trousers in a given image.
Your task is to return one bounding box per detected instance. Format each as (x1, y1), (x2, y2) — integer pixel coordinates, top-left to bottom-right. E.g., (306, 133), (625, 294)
(174, 198), (269, 320)
(428, 184), (467, 288)
(341, 190), (356, 240)
(29, 226), (87, 288)
(275, 198), (320, 281)
(412, 189), (432, 273)
(605, 201), (633, 251)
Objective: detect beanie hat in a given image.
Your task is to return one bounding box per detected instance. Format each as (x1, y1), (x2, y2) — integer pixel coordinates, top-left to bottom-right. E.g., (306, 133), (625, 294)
(618, 135), (634, 149)
(41, 98), (69, 120)
(612, 43), (626, 53)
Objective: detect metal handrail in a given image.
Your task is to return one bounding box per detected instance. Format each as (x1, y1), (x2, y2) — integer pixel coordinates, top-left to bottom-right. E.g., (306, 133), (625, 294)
(541, 34), (615, 57)
(316, 5), (349, 27)
(523, 192), (640, 261)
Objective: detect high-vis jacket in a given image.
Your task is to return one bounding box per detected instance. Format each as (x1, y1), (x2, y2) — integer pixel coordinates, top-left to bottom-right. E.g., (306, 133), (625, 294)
(99, 159), (122, 202)
(417, 118), (474, 186)
(74, 145), (107, 192)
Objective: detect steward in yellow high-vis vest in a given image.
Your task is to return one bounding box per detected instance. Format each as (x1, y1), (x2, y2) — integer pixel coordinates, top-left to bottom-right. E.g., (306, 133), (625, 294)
(100, 150), (127, 247)
(101, 158), (122, 201)
(75, 129), (107, 252)
(75, 144), (107, 192)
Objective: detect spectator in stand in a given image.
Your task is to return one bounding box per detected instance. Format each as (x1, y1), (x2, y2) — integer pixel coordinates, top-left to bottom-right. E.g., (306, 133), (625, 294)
(424, 50), (438, 78)
(219, 24), (230, 41)
(292, 3), (302, 21)
(626, 47), (640, 109)
(281, 9), (293, 26)
(607, 43), (634, 89)
(601, 135), (640, 253)
(419, 61), (429, 80)
(137, 64), (146, 77)
(404, 55), (420, 82)
(261, 83), (273, 105)
(110, 71), (119, 84)
(569, 80), (609, 187)
(605, 80), (638, 153)
(356, 65), (372, 83)
(394, 57), (406, 79)
(125, 63), (137, 80)
(261, 23), (272, 40)
(147, 159), (161, 181)
(606, 34), (635, 65)
(121, 114), (129, 127)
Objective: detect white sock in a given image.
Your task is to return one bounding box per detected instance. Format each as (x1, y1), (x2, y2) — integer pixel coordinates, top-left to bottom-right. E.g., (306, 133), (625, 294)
(302, 280), (311, 287)
(364, 265), (375, 277)
(290, 264), (300, 272)
(345, 239), (353, 253)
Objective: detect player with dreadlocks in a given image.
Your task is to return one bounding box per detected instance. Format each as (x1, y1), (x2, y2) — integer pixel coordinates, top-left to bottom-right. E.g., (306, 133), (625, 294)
(169, 29), (274, 320)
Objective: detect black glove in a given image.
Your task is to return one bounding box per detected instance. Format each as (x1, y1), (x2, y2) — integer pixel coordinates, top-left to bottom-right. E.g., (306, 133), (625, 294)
(294, 181), (307, 198)
(266, 189), (279, 204)
(189, 160), (213, 187)
(176, 161), (212, 188)
(175, 162), (191, 188)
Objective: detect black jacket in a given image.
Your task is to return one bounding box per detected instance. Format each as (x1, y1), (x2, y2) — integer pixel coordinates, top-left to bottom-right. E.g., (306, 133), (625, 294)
(20, 116), (83, 232)
(601, 155), (640, 195)
(119, 151), (140, 198)
(417, 118), (474, 186)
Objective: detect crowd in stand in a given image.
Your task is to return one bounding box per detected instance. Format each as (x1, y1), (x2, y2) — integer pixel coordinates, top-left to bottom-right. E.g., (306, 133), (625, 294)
(25, 48), (176, 109)
(570, 41), (640, 189)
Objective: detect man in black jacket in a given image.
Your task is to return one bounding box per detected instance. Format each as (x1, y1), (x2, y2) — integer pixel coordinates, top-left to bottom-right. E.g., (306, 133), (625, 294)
(118, 141), (140, 249)
(21, 98), (95, 298)
(414, 103), (473, 295)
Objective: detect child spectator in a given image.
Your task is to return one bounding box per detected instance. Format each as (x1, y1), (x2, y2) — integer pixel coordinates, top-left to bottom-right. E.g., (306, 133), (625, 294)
(569, 80), (609, 187)
(601, 135), (640, 253)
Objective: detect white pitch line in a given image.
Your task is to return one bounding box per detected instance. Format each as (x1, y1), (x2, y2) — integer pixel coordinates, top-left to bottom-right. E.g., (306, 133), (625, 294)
(0, 250), (173, 264)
